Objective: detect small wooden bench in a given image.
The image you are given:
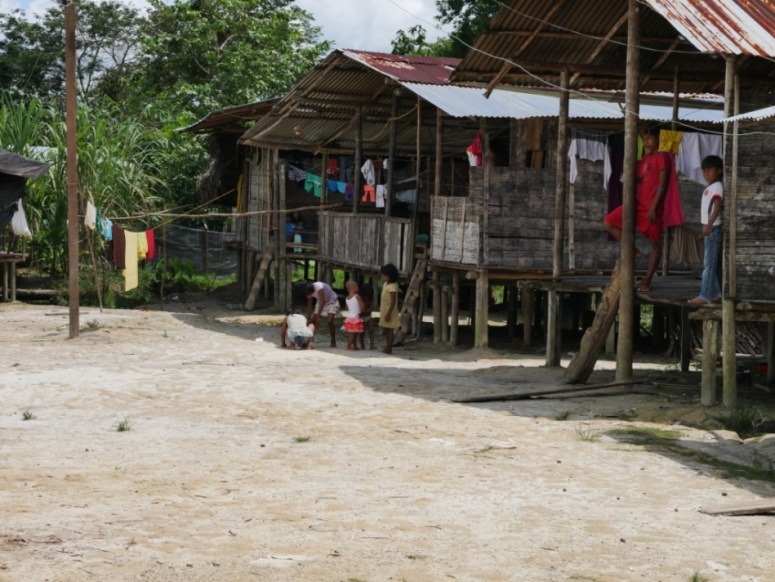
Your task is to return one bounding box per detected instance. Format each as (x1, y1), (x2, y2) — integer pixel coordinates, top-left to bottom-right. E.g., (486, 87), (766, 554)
(0, 252), (24, 302)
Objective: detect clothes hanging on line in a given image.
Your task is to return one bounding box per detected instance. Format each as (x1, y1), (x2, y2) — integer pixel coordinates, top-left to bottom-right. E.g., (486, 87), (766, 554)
(304, 173), (323, 198)
(287, 165), (307, 182)
(568, 128), (608, 186)
(84, 201), (97, 230)
(11, 198), (31, 237)
(658, 130), (683, 154)
(466, 132), (483, 166)
(361, 159), (375, 186)
(362, 185), (376, 203)
(145, 230), (156, 261)
(376, 185), (386, 209)
(676, 132), (722, 184)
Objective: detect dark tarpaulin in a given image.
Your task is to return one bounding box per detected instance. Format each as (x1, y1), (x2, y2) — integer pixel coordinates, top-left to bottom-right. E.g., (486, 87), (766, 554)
(0, 149), (50, 179)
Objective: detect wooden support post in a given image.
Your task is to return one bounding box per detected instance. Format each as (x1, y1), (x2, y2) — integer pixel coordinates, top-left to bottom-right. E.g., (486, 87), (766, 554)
(441, 285), (450, 342)
(435, 109), (443, 198)
(701, 319), (720, 406)
(616, 0), (641, 382)
(475, 269), (489, 348)
(411, 97), (421, 237)
(450, 271), (460, 347)
(522, 288), (534, 347)
(680, 306), (692, 372)
(507, 284), (518, 340)
(767, 322), (775, 385)
(722, 58), (739, 407)
(386, 92), (398, 218)
(564, 262), (622, 384)
(432, 269), (441, 343)
(605, 316), (616, 355)
(353, 106), (362, 214)
(547, 70), (569, 367)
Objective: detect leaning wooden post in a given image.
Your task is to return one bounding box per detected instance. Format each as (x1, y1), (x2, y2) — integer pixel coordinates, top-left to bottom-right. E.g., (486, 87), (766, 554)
(616, 0), (641, 382)
(722, 57), (738, 407)
(547, 70), (569, 367)
(450, 270), (460, 346)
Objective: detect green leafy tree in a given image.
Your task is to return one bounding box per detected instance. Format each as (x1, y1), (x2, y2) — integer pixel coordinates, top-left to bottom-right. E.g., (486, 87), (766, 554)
(133, 0), (331, 119)
(391, 0), (500, 58)
(0, 0), (146, 104)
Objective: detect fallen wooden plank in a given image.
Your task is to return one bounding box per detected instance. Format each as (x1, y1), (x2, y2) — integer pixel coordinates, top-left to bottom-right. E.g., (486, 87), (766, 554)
(451, 380), (644, 403)
(700, 501), (775, 516)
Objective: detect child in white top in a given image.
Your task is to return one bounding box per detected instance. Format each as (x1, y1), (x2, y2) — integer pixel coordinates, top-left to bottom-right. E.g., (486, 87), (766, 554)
(688, 155), (724, 306)
(343, 280), (365, 350)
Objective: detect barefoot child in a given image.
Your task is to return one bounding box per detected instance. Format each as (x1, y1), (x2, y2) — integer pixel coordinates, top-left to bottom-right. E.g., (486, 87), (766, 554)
(379, 263), (400, 354)
(688, 155), (724, 306)
(280, 310), (315, 349)
(306, 281), (339, 347)
(343, 280), (365, 350)
(358, 283), (376, 350)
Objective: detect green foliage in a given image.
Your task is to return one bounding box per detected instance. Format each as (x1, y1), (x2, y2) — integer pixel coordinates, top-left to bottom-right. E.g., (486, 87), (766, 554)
(144, 258), (236, 297)
(391, 25), (455, 57)
(435, 0), (502, 58)
(133, 0), (330, 119)
(0, 0), (146, 103)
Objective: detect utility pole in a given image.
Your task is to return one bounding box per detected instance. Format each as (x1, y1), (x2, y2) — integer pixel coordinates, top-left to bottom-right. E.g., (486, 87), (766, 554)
(64, 0), (79, 338)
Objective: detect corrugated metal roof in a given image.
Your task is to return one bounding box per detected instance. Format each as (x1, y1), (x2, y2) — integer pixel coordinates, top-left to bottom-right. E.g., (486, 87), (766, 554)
(404, 83), (725, 122)
(726, 104), (775, 123)
(181, 99), (279, 134)
(342, 50), (460, 85)
(645, 0), (775, 56)
(450, 0), (775, 92)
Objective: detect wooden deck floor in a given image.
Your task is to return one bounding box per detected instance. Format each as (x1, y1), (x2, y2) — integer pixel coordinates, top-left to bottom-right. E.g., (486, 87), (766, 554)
(521, 273), (702, 308)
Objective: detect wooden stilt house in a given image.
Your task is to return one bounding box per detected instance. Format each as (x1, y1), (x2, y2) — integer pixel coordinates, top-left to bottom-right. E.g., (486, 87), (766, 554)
(449, 0), (775, 402)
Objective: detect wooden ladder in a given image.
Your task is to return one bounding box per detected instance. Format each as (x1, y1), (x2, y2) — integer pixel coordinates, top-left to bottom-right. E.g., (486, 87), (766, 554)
(394, 255), (429, 343)
(243, 249), (274, 311)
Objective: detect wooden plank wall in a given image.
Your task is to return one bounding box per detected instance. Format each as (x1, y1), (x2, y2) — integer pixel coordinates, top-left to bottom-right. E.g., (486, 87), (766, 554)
(384, 217), (414, 275)
(430, 195), (482, 265)
(731, 98), (775, 301)
(318, 212), (383, 271)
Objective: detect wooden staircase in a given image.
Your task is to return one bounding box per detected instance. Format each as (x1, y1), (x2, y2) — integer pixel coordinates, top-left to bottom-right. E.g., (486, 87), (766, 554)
(394, 247), (429, 344)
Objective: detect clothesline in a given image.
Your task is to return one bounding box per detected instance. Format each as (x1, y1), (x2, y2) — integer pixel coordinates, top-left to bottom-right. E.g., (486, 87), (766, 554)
(109, 203), (340, 221)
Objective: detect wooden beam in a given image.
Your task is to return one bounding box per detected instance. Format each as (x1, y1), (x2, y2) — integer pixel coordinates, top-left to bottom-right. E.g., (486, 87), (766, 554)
(475, 269), (489, 348)
(353, 106), (363, 214)
(450, 271), (460, 347)
(570, 12), (629, 85)
(700, 501), (775, 516)
(453, 380), (645, 403)
(484, 0), (566, 97)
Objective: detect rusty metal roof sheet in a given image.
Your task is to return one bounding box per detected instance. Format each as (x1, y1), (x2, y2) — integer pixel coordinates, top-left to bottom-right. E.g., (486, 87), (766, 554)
(342, 50), (460, 85)
(645, 0), (775, 56)
(450, 0), (775, 92)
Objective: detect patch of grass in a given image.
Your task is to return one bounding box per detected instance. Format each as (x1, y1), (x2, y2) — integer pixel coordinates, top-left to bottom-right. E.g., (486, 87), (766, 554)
(86, 319), (99, 329)
(717, 401), (761, 438)
(608, 426), (775, 483)
(575, 422), (604, 442)
(608, 426), (683, 444)
(21, 409), (36, 421)
(115, 417), (132, 432)
(294, 435), (311, 443)
(554, 410), (572, 421)
(689, 571), (709, 582)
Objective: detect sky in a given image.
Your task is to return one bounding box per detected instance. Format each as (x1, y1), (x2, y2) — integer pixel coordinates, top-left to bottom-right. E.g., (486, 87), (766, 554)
(4, 0), (445, 54)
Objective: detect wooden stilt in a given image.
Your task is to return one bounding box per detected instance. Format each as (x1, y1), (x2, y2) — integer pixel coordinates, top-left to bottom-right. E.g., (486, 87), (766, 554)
(767, 322), (775, 385)
(450, 271), (460, 347)
(507, 285), (518, 340)
(441, 284), (450, 342)
(680, 307), (692, 372)
(701, 319), (720, 406)
(433, 269), (441, 343)
(475, 269), (489, 348)
(522, 288), (534, 347)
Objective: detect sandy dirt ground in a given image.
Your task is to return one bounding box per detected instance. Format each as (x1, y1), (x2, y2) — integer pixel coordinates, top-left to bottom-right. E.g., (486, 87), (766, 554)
(1, 293), (774, 582)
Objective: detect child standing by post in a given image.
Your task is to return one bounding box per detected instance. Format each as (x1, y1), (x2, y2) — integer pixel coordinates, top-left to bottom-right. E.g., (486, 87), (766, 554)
(359, 283), (376, 350)
(379, 263), (400, 354)
(688, 155), (724, 306)
(344, 280), (365, 350)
